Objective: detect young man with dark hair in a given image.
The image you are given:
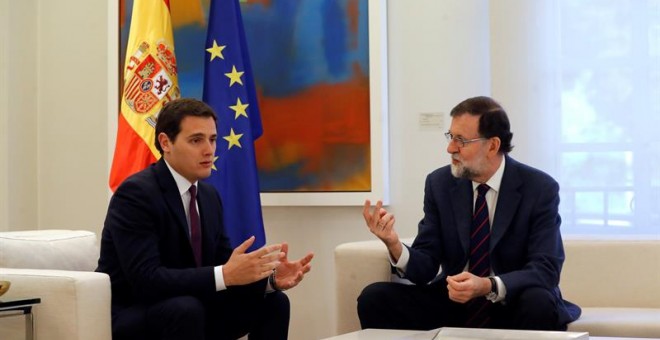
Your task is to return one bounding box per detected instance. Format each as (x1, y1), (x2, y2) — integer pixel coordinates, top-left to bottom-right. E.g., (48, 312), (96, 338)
(98, 98), (313, 340)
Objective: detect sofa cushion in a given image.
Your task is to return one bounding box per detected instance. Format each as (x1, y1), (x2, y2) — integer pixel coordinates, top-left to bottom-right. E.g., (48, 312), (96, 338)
(0, 230), (99, 271)
(568, 307), (660, 338)
(561, 240), (660, 308)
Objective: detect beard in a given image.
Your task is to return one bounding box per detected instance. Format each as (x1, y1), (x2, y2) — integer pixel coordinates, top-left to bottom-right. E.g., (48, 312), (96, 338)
(450, 155), (482, 180)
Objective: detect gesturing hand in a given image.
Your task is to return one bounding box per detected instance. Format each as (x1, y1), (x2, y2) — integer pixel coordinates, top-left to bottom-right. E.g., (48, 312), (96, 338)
(363, 200), (398, 245)
(363, 199), (403, 260)
(223, 236), (283, 286)
(272, 243), (314, 291)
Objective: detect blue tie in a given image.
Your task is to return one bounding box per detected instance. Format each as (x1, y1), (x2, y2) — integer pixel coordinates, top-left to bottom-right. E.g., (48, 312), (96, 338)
(466, 183), (491, 327)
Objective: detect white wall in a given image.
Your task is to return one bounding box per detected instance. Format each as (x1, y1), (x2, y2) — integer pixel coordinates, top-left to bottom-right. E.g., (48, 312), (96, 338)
(2, 0), (39, 231)
(0, 0), (9, 229)
(1, 0), (109, 232)
(1, 0), (553, 339)
(36, 0), (110, 229)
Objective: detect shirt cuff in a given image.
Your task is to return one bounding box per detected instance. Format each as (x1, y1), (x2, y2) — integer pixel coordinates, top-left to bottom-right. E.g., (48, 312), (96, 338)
(492, 276), (506, 302)
(390, 242), (410, 274)
(214, 265), (227, 291)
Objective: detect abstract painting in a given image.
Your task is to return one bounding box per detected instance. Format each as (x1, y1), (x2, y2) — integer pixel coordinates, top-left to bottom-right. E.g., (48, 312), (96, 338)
(119, 0), (388, 205)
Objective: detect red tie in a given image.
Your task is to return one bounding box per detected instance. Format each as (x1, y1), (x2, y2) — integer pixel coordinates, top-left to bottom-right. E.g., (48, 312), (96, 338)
(189, 185), (202, 267)
(466, 183), (491, 327)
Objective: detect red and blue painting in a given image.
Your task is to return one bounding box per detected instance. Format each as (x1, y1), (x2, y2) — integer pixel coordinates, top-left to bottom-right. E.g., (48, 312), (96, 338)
(120, 0), (372, 193)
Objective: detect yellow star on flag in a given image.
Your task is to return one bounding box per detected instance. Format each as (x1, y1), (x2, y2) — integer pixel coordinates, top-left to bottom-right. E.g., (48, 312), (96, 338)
(223, 128), (243, 149)
(225, 65), (244, 86)
(211, 155), (219, 171)
(206, 40), (226, 61)
(229, 98), (249, 119)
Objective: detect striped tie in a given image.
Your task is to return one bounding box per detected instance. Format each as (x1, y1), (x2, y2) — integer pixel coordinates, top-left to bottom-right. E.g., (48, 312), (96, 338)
(466, 183), (491, 327)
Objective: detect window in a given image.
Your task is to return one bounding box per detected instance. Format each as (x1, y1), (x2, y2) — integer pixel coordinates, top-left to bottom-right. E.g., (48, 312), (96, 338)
(557, 0), (660, 236)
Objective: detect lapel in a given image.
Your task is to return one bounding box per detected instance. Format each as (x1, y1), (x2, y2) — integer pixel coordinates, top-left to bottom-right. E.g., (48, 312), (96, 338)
(491, 156), (522, 249)
(450, 177), (474, 256)
(196, 183), (218, 262)
(153, 159), (189, 238)
(196, 183), (212, 229)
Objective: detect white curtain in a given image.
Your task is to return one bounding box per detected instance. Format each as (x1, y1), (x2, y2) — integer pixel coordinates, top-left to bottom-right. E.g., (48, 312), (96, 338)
(488, 0), (659, 237)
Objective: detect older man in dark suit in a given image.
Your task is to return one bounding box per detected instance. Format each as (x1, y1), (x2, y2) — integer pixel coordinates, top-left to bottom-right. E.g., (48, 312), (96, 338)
(359, 96), (580, 331)
(97, 98), (313, 340)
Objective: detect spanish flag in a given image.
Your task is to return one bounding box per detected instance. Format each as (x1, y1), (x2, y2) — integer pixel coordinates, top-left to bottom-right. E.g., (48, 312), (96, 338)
(109, 0), (180, 191)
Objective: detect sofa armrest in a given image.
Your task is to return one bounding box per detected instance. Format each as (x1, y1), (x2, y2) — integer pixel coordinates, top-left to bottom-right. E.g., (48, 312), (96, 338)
(334, 240), (392, 334)
(0, 268), (112, 340)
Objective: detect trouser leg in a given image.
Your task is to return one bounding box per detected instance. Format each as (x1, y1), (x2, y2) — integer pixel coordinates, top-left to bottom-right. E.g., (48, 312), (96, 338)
(146, 296), (206, 340)
(357, 281), (463, 330)
(248, 291), (290, 340)
(493, 287), (561, 331)
(206, 284), (290, 340)
(112, 295), (206, 340)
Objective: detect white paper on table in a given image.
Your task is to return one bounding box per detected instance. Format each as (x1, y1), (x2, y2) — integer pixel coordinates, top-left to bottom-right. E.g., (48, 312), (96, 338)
(432, 327), (589, 340)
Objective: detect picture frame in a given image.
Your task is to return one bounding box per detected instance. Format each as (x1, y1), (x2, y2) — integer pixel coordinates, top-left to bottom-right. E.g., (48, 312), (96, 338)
(258, 0), (389, 206)
(108, 0), (389, 206)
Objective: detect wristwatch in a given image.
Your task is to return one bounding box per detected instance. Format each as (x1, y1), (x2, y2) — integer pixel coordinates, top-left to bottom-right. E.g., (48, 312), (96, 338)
(269, 270), (283, 291)
(485, 276), (498, 302)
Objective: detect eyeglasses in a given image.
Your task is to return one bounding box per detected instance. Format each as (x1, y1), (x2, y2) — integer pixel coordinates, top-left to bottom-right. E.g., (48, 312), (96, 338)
(444, 132), (487, 148)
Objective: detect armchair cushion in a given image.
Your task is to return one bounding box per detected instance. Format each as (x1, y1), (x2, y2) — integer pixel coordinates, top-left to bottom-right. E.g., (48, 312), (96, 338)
(0, 229), (98, 271)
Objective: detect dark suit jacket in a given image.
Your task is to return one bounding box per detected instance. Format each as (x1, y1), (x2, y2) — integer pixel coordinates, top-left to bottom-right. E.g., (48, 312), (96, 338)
(97, 159), (264, 311)
(405, 156), (580, 325)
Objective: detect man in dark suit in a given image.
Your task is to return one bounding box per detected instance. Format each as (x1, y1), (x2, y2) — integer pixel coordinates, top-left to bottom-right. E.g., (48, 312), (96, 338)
(97, 98), (313, 340)
(358, 96), (580, 331)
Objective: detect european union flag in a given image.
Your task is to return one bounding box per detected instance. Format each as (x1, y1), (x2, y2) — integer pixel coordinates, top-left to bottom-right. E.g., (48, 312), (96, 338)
(202, 0), (265, 250)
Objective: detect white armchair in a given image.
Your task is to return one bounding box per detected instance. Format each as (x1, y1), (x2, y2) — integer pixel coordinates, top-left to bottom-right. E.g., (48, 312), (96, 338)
(0, 229), (111, 340)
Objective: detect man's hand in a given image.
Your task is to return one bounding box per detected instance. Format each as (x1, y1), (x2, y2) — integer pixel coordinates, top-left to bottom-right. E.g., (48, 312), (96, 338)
(223, 236), (283, 286)
(363, 199), (402, 260)
(272, 243), (314, 290)
(446, 272), (491, 303)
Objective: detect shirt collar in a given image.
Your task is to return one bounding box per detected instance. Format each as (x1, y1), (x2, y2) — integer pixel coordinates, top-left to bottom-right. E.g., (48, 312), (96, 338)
(164, 160), (198, 196)
(472, 156), (506, 194)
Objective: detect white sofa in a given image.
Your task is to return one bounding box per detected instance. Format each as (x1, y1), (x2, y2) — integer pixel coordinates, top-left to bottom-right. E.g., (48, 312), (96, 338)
(0, 229), (112, 340)
(335, 239), (660, 338)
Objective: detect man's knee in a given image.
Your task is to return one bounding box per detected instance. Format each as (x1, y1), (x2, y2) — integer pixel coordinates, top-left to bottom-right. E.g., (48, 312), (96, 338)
(246, 292), (290, 340)
(148, 296), (205, 331)
(357, 281), (405, 325)
(511, 287), (559, 330)
(164, 295), (205, 316)
(113, 296), (207, 340)
(357, 282), (391, 313)
(265, 291), (290, 316)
